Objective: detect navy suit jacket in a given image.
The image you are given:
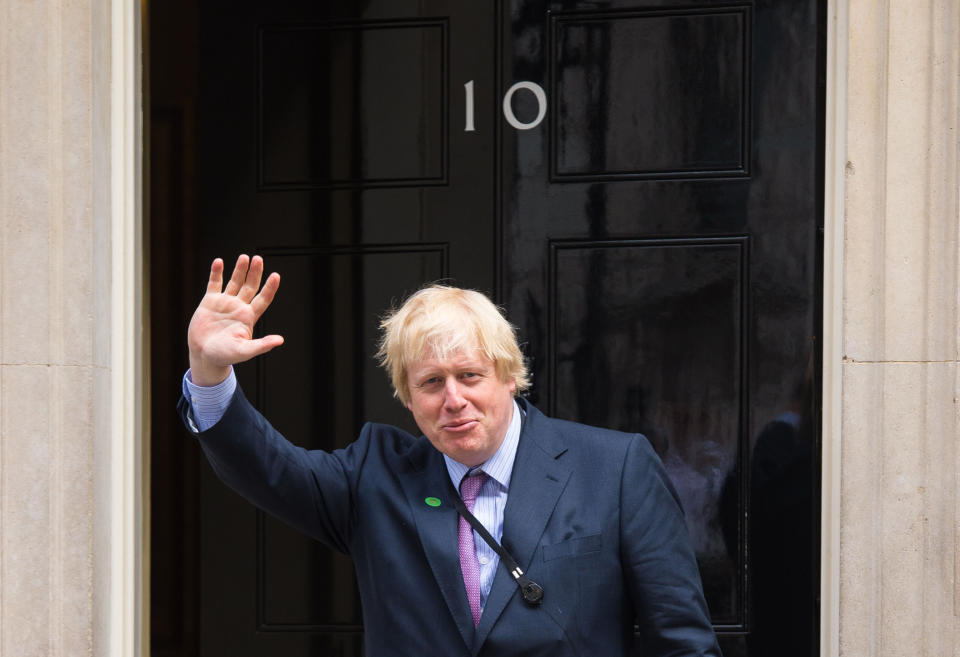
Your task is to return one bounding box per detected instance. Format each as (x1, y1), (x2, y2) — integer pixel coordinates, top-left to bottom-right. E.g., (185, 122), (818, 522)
(180, 385), (721, 657)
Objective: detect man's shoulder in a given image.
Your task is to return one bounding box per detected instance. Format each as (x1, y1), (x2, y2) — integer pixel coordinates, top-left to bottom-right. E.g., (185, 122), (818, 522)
(352, 421), (444, 471)
(358, 421), (423, 451)
(205, 383), (428, 461)
(518, 398), (641, 453)
(543, 414), (635, 441)
(520, 400), (638, 441)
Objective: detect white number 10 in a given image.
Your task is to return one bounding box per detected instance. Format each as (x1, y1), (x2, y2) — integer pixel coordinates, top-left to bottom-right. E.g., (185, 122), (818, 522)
(464, 80), (547, 132)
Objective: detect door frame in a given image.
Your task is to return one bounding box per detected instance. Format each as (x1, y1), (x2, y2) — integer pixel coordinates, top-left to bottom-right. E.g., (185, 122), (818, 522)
(109, 0), (148, 655)
(820, 1), (847, 656)
(122, 1), (847, 655)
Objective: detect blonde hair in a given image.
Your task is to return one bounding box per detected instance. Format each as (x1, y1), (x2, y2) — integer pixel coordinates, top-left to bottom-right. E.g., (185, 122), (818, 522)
(377, 284), (530, 405)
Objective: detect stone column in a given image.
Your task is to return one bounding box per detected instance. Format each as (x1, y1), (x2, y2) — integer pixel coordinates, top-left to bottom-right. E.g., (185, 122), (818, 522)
(0, 1), (133, 656)
(840, 0), (960, 655)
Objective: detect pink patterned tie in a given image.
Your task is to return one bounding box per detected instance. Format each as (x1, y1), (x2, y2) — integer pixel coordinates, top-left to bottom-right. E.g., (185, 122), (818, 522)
(458, 471), (488, 626)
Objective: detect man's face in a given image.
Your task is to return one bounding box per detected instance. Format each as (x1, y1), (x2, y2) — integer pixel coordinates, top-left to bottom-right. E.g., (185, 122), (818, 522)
(405, 348), (517, 467)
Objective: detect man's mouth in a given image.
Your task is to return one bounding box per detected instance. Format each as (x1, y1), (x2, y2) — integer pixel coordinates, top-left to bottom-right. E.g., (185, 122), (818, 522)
(442, 419), (479, 432)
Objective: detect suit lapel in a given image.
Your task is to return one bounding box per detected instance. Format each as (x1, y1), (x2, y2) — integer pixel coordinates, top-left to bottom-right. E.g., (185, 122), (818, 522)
(399, 439), (475, 651)
(472, 402), (572, 653)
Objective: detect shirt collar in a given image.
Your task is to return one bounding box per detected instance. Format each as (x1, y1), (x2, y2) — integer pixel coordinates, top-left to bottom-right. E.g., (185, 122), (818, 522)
(443, 399), (522, 491)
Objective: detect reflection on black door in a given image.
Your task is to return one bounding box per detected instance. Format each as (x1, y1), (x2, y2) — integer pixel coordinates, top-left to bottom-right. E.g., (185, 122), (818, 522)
(150, 1), (823, 656)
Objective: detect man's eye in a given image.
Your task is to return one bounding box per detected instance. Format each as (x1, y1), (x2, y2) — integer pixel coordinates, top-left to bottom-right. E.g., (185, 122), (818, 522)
(461, 372), (479, 380)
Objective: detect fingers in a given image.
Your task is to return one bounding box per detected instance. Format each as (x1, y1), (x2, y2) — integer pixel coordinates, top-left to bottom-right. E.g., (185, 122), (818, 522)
(235, 334), (285, 362)
(250, 272), (280, 318)
(206, 258), (225, 294)
(218, 255), (278, 315)
(238, 255), (265, 303)
(224, 254), (250, 296)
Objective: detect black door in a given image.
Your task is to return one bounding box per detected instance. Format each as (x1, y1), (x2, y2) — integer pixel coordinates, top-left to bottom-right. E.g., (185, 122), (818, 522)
(498, 3), (823, 656)
(150, 1), (823, 656)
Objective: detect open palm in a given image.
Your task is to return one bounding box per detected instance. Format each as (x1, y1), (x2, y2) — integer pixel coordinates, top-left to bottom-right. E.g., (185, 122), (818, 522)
(187, 254), (283, 386)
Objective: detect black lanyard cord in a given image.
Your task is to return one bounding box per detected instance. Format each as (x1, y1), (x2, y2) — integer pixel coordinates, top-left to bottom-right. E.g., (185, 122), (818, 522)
(450, 492), (544, 606)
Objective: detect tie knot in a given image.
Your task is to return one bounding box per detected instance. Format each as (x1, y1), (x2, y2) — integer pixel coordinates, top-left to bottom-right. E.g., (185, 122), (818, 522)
(459, 471), (488, 507)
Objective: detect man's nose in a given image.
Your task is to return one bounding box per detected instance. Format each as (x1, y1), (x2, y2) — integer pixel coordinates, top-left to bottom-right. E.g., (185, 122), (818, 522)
(442, 377), (466, 409)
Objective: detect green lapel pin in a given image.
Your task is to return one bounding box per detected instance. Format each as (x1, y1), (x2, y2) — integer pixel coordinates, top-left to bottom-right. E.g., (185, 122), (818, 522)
(424, 497), (442, 507)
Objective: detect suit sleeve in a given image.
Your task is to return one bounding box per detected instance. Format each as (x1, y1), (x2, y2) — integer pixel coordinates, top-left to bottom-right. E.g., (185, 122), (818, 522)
(620, 434), (723, 657)
(177, 383), (369, 554)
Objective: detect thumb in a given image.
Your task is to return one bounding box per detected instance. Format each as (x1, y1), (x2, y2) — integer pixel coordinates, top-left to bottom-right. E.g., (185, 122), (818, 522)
(235, 334), (285, 362)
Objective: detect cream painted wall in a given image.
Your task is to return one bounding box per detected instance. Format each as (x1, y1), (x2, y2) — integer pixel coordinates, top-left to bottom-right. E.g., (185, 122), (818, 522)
(0, 1), (141, 656)
(1, 1), (101, 655)
(836, 1), (960, 656)
(0, 0), (956, 656)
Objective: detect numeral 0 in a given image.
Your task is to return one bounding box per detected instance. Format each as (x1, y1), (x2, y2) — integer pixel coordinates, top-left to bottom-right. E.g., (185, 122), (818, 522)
(464, 80), (547, 132)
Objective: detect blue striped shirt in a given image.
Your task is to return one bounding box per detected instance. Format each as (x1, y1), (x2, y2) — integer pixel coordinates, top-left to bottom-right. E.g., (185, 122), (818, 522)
(442, 400), (521, 610)
(182, 368), (522, 609)
(182, 368), (237, 432)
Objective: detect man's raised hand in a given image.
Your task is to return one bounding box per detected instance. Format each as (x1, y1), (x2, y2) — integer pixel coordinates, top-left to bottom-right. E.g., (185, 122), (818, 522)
(187, 255), (283, 386)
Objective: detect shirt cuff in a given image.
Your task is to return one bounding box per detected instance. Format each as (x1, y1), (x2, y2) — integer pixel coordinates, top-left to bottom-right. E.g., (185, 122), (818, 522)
(182, 367), (236, 432)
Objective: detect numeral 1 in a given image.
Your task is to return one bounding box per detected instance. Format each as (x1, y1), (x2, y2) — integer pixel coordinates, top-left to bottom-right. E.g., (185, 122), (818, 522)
(464, 80), (476, 132)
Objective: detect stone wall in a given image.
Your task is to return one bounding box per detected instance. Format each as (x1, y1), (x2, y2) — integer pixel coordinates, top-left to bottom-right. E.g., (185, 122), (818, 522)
(840, 0), (960, 655)
(0, 1), (117, 656)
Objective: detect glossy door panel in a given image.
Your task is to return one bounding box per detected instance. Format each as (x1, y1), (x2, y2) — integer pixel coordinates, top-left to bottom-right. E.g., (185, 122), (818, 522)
(499, 1), (821, 654)
(259, 20), (447, 188)
(194, 3), (496, 655)
(549, 237), (747, 622)
(551, 7), (749, 179)
(254, 248), (442, 642)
